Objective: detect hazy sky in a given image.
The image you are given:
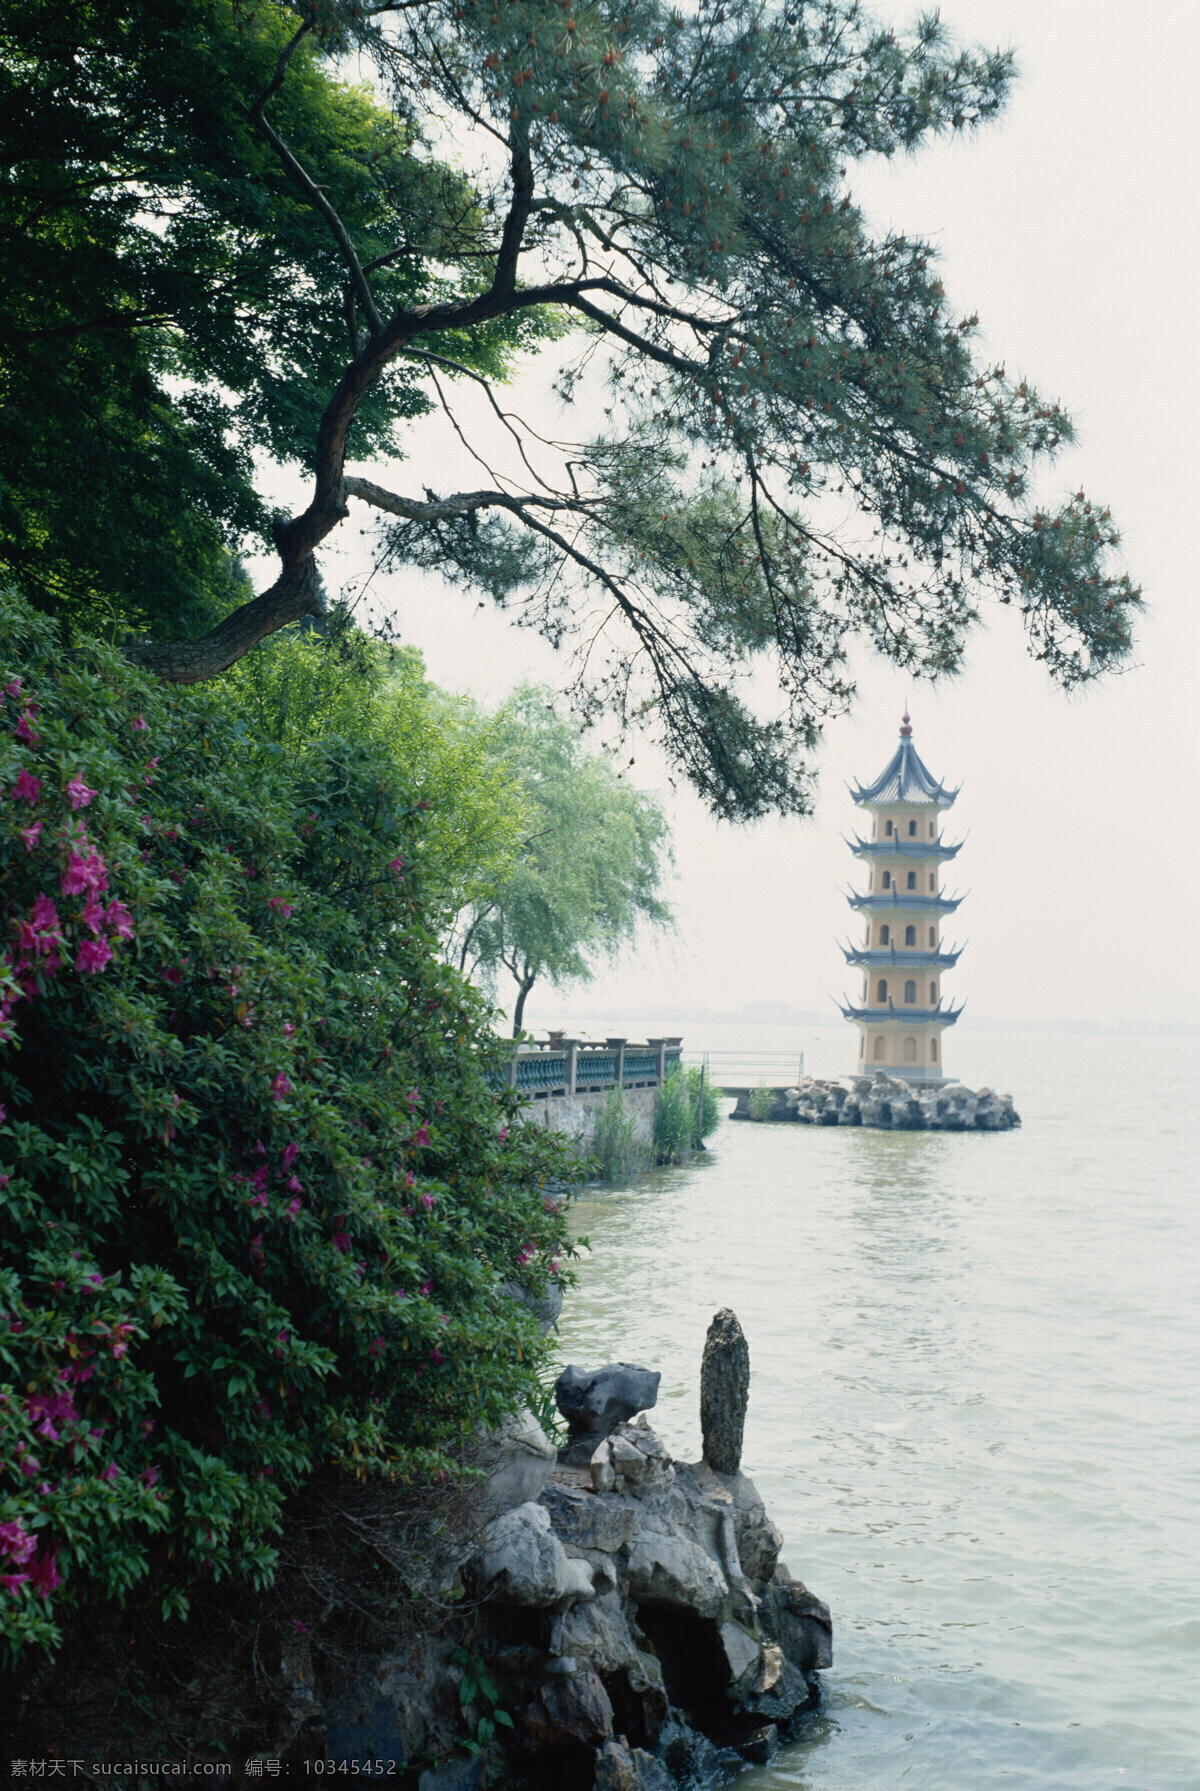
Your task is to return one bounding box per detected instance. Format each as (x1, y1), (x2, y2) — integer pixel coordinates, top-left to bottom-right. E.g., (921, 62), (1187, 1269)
(269, 0), (1200, 1031)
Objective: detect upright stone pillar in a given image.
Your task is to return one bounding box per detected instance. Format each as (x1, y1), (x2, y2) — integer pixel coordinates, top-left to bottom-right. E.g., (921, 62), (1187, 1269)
(648, 1037), (667, 1087)
(700, 1307), (750, 1475)
(562, 1038), (580, 1097)
(607, 1038), (627, 1089)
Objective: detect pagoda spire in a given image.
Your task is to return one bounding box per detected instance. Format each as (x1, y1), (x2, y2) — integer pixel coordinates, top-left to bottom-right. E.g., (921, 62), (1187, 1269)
(838, 714), (964, 1082)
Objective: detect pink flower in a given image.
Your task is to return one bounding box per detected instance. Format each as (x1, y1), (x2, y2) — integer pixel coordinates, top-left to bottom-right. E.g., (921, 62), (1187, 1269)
(498, 1127), (509, 1144)
(61, 848), (108, 896)
(80, 898), (106, 935)
(420, 1193), (435, 1213)
(101, 1462), (120, 1481)
(248, 1192), (268, 1210)
(274, 1330), (290, 1358)
(65, 778), (97, 811)
(332, 1219), (350, 1254)
(417, 799), (429, 811)
(412, 1125), (431, 1149)
(419, 1281), (433, 1298)
(30, 893), (60, 936)
(369, 1337), (386, 1358)
(0, 1520), (36, 1565)
(28, 1548), (61, 1598)
(104, 901), (134, 939)
(270, 1072), (292, 1101)
(429, 1347), (445, 1365)
(268, 897), (294, 918)
(281, 1143), (300, 1169)
(406, 1088), (420, 1109)
(283, 1022), (296, 1038)
(131, 715), (148, 731)
(11, 768), (42, 803)
(140, 1419), (156, 1435)
(19, 821), (41, 852)
(15, 710), (40, 744)
(293, 1619), (307, 1633)
(140, 1466), (159, 1486)
(0, 1572), (30, 1594)
(284, 1174), (303, 1195)
(76, 937), (112, 975)
(5, 677), (22, 699)
(162, 965), (183, 987)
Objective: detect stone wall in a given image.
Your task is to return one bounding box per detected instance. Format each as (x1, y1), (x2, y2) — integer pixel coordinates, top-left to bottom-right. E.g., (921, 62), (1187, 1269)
(518, 1084), (657, 1145)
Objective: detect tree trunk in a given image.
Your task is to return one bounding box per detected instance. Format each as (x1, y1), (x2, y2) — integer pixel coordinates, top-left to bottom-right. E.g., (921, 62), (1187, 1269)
(511, 969), (537, 1038)
(123, 554), (327, 684)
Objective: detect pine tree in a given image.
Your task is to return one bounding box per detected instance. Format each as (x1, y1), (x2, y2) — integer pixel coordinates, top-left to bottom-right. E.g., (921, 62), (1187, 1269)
(2, 0), (1139, 816)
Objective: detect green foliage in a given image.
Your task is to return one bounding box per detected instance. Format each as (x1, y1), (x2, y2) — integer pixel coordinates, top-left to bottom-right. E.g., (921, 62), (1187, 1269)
(221, 621), (530, 926)
(0, 592), (580, 1664)
(461, 687), (674, 1031)
(653, 1063), (717, 1164)
(0, 0), (556, 633)
(749, 1083), (777, 1122)
(588, 1086), (650, 1183)
(452, 1644), (517, 1752)
(1, 0), (1137, 819)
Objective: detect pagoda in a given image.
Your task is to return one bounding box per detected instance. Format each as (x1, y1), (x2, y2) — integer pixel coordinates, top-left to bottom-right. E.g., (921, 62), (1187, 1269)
(837, 713), (965, 1081)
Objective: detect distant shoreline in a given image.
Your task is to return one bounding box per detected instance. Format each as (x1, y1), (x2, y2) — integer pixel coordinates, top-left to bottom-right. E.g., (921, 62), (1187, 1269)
(546, 1007), (1199, 1039)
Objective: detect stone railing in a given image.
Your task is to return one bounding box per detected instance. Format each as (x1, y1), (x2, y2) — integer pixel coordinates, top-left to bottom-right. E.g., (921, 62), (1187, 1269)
(503, 1035), (683, 1098)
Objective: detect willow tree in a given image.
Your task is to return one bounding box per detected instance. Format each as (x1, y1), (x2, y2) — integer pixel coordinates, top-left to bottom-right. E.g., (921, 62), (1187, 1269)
(3, 0), (1138, 817)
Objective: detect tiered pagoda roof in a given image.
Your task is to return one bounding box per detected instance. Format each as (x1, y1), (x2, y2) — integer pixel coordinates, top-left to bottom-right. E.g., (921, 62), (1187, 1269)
(845, 832), (965, 862)
(836, 997), (965, 1026)
(849, 712), (958, 810)
(840, 941), (964, 971)
(845, 888), (964, 917)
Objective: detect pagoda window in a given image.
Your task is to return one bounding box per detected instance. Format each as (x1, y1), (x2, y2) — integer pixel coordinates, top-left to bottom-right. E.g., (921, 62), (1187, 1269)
(905, 925), (916, 946)
(929, 822), (936, 838)
(873, 1036), (886, 1061)
(929, 872), (936, 891)
(879, 924), (890, 945)
(903, 979), (917, 1004)
(906, 871), (917, 890)
(884, 819), (893, 835)
(908, 819), (917, 836)
(882, 871), (891, 889)
(876, 979), (888, 1002)
(903, 1037), (917, 1063)
(931, 1038), (939, 1063)
(929, 926), (936, 947)
(930, 982), (938, 1003)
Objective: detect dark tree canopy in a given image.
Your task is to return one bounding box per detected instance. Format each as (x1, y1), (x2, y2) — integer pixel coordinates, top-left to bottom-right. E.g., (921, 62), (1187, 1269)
(0, 0), (1139, 817)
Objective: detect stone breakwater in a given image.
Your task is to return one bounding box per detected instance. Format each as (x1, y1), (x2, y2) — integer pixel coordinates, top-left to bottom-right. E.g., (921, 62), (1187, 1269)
(326, 1311), (829, 1790)
(731, 1073), (1021, 1131)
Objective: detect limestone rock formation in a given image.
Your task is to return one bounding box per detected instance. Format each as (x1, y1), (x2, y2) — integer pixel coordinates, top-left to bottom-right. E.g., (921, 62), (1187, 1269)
(700, 1307), (750, 1475)
(555, 1361), (661, 1464)
(739, 1072), (1023, 1130)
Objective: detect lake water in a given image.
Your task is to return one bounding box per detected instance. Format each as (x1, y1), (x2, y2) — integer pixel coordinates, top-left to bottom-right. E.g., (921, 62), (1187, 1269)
(554, 1025), (1200, 1790)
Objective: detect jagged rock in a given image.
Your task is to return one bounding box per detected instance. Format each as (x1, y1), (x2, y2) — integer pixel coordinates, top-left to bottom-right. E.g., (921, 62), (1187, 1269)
(556, 1362), (661, 1464)
(542, 1481), (635, 1553)
(692, 1465), (783, 1587)
(468, 1407), (558, 1519)
(556, 1590), (641, 1676)
(591, 1418), (675, 1496)
(326, 1636), (459, 1767)
(475, 1501), (596, 1608)
(654, 1714), (728, 1788)
(626, 1526), (729, 1619)
(760, 1566), (834, 1672)
(520, 1665), (613, 1750)
(594, 1737), (674, 1791)
(501, 1276), (563, 1334)
(699, 1308), (749, 1475)
(417, 1757), (488, 1791)
(736, 1723), (780, 1766)
(718, 1619), (761, 1688)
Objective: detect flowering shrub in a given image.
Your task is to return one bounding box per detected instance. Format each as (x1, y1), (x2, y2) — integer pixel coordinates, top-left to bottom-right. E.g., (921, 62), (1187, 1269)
(0, 595), (577, 1662)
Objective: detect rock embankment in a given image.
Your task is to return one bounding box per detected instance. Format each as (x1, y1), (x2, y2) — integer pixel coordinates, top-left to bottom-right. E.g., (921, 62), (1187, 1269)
(732, 1073), (1020, 1131)
(325, 1311), (829, 1789)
